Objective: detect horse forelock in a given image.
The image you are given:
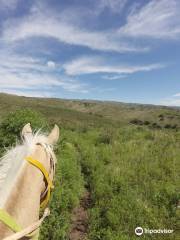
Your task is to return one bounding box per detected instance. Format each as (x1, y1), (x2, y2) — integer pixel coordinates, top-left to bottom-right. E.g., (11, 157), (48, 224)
(0, 130), (48, 207)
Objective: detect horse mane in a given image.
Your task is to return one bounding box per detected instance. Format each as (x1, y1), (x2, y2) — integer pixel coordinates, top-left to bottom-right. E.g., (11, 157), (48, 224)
(0, 130), (48, 207)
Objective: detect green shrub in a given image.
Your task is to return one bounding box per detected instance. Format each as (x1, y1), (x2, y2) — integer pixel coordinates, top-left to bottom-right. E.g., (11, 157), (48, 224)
(164, 124), (172, 129)
(0, 109), (48, 149)
(151, 122), (161, 129)
(144, 120), (150, 125)
(129, 119), (144, 125)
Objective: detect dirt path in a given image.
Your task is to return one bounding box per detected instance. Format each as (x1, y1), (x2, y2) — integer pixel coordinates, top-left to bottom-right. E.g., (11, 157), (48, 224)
(69, 191), (91, 240)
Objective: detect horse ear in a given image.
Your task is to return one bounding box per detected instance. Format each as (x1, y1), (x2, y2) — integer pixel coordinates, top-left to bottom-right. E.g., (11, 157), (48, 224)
(48, 124), (59, 145)
(21, 123), (33, 139)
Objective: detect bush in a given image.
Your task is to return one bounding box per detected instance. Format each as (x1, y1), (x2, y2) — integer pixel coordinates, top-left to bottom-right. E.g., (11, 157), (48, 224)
(129, 119), (143, 125)
(144, 120), (150, 125)
(151, 122), (161, 129)
(0, 109), (48, 149)
(171, 124), (177, 129)
(164, 124), (172, 129)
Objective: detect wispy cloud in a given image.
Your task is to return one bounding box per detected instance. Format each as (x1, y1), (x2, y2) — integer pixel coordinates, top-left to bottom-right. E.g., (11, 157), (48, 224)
(0, 53), (88, 96)
(120, 0), (180, 39)
(1, 6), (146, 53)
(160, 98), (180, 106)
(160, 92), (180, 106)
(1, 0), (179, 56)
(102, 74), (127, 80)
(63, 56), (165, 76)
(173, 93), (180, 97)
(0, 88), (53, 98)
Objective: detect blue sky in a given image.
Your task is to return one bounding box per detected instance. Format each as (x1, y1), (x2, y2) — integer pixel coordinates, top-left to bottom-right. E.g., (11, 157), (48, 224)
(0, 0), (180, 105)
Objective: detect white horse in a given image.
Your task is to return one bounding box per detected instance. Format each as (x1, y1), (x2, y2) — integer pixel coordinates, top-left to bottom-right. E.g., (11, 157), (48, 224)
(0, 123), (59, 239)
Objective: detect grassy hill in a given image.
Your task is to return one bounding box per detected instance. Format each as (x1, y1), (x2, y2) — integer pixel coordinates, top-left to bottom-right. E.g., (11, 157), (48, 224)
(0, 93), (179, 240)
(1, 93), (180, 128)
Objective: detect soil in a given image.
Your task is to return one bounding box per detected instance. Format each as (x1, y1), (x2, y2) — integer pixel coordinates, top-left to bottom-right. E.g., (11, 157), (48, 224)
(69, 191), (91, 240)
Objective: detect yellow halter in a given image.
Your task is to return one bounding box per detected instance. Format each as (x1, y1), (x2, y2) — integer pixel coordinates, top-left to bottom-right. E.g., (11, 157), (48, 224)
(25, 156), (54, 208)
(0, 152), (55, 237)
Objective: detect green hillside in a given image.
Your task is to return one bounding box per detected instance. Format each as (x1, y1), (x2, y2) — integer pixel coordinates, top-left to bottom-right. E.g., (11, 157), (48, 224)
(1, 93), (180, 129)
(0, 93), (179, 240)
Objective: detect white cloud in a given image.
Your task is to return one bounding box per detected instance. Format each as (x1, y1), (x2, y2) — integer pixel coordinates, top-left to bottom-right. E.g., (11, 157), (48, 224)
(63, 56), (164, 76)
(0, 0), (179, 57)
(160, 98), (180, 106)
(47, 61), (56, 69)
(173, 93), (180, 97)
(160, 92), (180, 106)
(0, 54), (45, 72)
(0, 53), (88, 95)
(120, 0), (180, 39)
(102, 74), (127, 80)
(0, 88), (53, 98)
(1, 8), (146, 53)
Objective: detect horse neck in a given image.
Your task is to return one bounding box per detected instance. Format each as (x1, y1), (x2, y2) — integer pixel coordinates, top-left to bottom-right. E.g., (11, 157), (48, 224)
(0, 145), (48, 239)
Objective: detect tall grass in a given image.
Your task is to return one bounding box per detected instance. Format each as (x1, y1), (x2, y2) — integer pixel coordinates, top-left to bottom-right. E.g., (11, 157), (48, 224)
(39, 129), (84, 239)
(70, 126), (179, 240)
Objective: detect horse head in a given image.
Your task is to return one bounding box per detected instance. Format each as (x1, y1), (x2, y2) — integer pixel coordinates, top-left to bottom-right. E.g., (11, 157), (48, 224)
(0, 123), (60, 239)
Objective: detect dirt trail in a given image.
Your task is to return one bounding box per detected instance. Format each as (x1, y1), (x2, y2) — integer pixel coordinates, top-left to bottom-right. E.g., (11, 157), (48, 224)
(69, 191), (91, 240)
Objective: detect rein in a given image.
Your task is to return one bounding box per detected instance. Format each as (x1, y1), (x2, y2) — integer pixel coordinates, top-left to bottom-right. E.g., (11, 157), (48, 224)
(0, 142), (55, 240)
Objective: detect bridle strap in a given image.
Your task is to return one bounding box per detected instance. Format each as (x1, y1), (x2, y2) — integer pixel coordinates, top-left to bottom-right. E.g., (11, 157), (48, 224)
(25, 156), (54, 209)
(0, 209), (22, 233)
(2, 208), (50, 240)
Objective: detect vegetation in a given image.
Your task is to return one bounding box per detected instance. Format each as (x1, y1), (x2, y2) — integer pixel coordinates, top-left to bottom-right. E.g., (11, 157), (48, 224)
(0, 93), (179, 239)
(0, 109), (48, 154)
